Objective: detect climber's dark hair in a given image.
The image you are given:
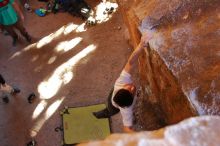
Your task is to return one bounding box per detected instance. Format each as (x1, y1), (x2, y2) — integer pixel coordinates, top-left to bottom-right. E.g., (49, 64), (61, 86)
(113, 89), (134, 108)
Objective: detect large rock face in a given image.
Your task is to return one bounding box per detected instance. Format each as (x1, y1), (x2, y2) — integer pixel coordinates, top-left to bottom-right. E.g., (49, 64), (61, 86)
(78, 1), (220, 145)
(116, 0), (220, 130)
(78, 116), (220, 146)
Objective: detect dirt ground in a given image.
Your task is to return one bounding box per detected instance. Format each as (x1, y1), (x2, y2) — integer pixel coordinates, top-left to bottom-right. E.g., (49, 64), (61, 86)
(0, 0), (132, 145)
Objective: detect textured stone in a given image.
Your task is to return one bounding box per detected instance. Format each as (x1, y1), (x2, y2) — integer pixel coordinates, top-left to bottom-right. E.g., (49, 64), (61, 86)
(116, 0), (220, 130)
(140, 0), (220, 115)
(78, 116), (220, 146)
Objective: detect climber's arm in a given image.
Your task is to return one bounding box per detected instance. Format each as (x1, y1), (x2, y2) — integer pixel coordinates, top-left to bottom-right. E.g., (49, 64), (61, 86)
(124, 32), (153, 74)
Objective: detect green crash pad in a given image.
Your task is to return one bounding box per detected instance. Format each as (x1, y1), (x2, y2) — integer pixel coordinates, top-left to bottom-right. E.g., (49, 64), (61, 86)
(62, 104), (110, 145)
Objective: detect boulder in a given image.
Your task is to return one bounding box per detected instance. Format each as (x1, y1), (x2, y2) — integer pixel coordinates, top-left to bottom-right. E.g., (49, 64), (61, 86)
(116, 0), (220, 130)
(78, 116), (220, 146)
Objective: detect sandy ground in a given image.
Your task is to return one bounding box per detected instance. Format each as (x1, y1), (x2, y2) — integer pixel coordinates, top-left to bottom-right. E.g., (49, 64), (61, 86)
(0, 0), (132, 145)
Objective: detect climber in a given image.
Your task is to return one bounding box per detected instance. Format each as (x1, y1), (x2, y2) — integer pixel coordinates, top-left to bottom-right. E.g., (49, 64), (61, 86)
(93, 32), (153, 133)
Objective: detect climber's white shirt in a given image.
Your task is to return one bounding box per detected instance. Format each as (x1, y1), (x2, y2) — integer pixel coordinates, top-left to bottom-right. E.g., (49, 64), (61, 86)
(112, 70), (136, 127)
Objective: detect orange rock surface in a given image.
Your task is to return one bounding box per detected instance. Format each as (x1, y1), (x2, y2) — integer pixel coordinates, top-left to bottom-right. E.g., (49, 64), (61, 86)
(116, 0), (220, 130)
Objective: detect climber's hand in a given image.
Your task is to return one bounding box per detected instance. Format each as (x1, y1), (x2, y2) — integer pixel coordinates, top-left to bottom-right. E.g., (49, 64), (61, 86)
(123, 126), (134, 133)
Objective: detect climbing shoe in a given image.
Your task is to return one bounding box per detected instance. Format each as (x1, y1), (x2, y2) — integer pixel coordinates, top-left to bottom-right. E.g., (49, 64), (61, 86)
(11, 87), (21, 95)
(24, 3), (32, 12)
(93, 110), (110, 119)
(2, 96), (9, 103)
(27, 93), (36, 103)
(27, 140), (37, 146)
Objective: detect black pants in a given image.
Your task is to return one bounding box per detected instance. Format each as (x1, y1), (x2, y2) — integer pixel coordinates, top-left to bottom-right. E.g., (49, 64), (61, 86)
(0, 74), (5, 85)
(93, 88), (120, 119)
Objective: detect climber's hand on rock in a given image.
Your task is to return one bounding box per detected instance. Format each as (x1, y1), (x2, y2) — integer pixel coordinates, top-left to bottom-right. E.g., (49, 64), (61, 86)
(123, 126), (135, 133)
(140, 30), (154, 47)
